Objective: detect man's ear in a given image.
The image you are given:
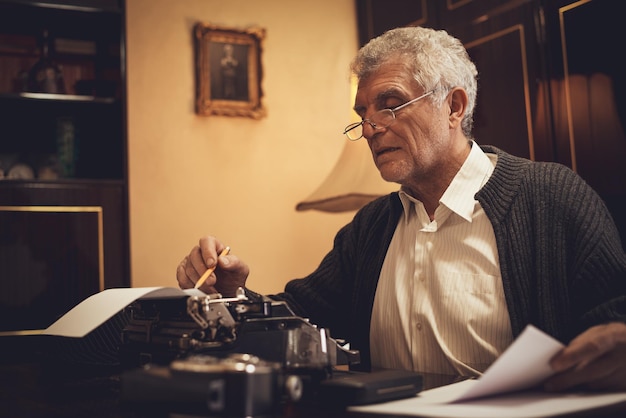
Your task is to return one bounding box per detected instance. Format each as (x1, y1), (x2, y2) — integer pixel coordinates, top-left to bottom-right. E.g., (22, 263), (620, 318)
(448, 88), (468, 128)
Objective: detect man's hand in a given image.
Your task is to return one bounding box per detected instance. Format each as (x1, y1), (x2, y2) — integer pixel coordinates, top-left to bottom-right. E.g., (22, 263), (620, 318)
(544, 322), (626, 391)
(176, 235), (249, 296)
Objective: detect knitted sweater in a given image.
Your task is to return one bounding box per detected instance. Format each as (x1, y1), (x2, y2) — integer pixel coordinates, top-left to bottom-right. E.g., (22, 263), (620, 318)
(273, 145), (626, 371)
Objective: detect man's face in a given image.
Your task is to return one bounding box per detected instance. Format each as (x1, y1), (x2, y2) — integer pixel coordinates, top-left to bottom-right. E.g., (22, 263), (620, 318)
(353, 57), (454, 190)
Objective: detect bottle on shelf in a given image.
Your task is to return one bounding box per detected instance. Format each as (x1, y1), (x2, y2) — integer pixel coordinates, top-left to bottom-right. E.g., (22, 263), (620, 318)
(27, 29), (66, 94)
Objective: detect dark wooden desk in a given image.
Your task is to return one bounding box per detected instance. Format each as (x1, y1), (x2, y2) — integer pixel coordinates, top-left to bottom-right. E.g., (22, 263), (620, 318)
(2, 337), (625, 418)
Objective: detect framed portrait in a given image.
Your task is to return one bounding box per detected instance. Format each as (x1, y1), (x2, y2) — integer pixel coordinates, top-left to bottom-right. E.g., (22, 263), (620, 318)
(194, 23), (266, 118)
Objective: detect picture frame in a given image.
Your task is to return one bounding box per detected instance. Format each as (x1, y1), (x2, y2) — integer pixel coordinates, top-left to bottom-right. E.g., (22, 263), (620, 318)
(194, 23), (266, 119)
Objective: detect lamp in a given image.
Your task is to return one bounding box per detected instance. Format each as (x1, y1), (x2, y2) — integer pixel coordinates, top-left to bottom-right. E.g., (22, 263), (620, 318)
(295, 138), (398, 212)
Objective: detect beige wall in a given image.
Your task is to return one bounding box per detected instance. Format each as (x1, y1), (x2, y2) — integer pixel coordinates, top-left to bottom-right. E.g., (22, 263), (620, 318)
(126, 0), (361, 293)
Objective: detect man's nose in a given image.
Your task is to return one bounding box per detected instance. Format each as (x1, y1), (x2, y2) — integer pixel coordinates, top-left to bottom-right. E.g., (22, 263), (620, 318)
(362, 119), (382, 139)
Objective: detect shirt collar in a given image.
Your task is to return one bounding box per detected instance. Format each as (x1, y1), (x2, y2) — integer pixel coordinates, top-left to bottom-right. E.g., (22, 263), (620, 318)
(399, 141), (495, 222)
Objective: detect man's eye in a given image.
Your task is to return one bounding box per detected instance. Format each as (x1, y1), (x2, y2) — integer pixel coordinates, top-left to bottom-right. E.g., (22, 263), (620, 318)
(381, 100), (400, 110)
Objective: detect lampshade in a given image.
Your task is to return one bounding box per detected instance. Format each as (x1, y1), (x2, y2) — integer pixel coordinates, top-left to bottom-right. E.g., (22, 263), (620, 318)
(295, 138), (398, 212)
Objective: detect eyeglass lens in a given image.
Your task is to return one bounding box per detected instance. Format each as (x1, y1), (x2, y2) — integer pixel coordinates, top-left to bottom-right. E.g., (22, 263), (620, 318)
(345, 110), (394, 140)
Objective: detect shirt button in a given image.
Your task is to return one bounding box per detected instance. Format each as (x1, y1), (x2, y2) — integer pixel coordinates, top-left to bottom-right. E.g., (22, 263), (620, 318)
(416, 323), (422, 331)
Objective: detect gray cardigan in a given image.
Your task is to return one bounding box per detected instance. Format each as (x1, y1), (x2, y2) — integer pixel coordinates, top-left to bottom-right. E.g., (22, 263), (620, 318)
(272, 145), (626, 371)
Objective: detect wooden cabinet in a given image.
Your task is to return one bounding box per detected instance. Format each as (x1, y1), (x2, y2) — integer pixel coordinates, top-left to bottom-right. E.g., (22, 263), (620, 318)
(356, 0), (438, 47)
(0, 0), (129, 334)
(355, 0), (626, 248)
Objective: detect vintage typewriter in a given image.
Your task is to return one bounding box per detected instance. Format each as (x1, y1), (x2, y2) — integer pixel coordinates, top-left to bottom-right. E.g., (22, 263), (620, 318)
(118, 287), (359, 370)
(119, 288), (422, 416)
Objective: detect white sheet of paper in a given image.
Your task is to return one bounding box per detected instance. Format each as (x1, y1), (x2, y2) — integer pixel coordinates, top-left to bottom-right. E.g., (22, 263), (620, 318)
(350, 379), (626, 418)
(452, 324), (564, 402)
(349, 325), (626, 417)
(42, 287), (205, 338)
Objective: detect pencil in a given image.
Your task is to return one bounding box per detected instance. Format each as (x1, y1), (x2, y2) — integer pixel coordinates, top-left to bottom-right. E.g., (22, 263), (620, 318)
(194, 246), (230, 289)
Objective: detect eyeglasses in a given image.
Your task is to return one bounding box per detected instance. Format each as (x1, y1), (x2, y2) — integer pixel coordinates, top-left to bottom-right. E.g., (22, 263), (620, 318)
(342, 90), (434, 141)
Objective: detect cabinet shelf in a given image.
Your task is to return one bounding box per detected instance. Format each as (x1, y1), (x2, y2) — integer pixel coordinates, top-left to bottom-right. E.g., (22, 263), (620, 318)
(0, 0), (122, 13)
(0, 91), (117, 104)
(0, 177), (125, 187)
(0, 92), (124, 181)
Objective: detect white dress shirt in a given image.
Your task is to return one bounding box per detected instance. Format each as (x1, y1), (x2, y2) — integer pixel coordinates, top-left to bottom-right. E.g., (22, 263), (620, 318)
(370, 142), (513, 376)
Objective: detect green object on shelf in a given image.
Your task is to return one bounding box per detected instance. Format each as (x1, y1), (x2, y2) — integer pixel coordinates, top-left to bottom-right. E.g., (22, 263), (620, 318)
(56, 116), (76, 178)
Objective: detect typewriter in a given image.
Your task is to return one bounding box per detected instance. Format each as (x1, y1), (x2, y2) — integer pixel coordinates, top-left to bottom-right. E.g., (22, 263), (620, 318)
(119, 287), (359, 371)
(119, 288), (422, 416)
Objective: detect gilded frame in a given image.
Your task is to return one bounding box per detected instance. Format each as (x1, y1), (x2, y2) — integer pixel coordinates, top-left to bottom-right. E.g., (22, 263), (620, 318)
(194, 23), (266, 118)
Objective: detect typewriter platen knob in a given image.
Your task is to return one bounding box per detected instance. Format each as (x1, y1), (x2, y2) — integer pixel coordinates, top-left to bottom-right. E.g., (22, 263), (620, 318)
(284, 374), (303, 402)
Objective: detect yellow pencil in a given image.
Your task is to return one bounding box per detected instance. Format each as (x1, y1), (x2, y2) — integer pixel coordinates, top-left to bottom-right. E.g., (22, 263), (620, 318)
(194, 246), (230, 289)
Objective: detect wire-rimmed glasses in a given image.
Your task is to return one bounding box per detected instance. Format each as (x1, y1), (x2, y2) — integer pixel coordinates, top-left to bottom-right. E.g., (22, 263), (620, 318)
(342, 90), (434, 141)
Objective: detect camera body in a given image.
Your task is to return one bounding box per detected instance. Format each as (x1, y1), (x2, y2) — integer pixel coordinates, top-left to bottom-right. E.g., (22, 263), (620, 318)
(121, 353), (303, 417)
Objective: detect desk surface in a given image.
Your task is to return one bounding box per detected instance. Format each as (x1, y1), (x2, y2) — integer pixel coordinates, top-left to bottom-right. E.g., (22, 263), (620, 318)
(2, 338), (625, 418)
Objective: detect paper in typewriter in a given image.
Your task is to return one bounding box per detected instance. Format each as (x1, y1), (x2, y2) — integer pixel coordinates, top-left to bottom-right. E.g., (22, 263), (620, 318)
(43, 287), (206, 338)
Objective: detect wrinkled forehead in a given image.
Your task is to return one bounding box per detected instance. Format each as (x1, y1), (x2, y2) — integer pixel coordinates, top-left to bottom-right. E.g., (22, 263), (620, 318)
(355, 60), (420, 102)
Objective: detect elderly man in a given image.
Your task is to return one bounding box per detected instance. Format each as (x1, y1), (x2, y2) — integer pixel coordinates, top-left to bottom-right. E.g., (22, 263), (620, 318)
(177, 26), (626, 391)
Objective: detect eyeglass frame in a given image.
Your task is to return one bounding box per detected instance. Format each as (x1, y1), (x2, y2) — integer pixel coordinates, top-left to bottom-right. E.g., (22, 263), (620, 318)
(342, 90), (434, 141)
